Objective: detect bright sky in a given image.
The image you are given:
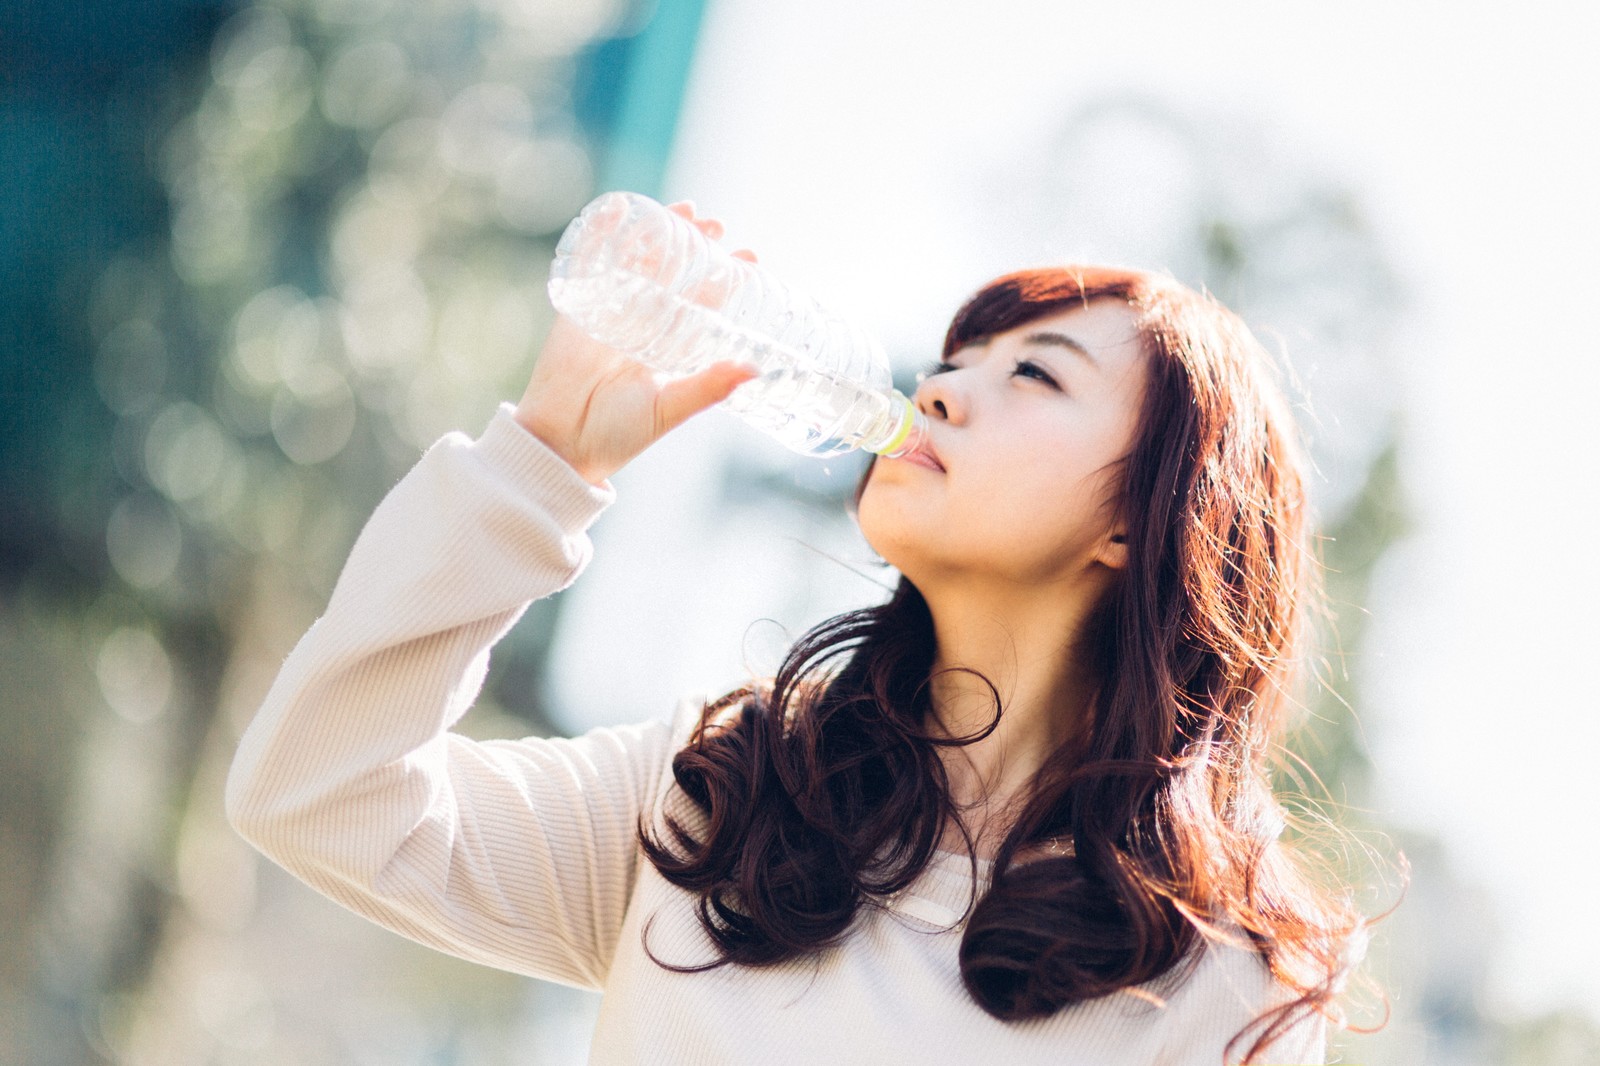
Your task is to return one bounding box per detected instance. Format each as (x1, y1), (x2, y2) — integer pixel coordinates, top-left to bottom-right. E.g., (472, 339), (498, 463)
(569, 0), (1600, 1021)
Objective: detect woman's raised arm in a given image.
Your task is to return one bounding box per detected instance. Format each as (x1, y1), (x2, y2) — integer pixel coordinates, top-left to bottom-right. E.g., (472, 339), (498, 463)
(225, 202), (753, 987)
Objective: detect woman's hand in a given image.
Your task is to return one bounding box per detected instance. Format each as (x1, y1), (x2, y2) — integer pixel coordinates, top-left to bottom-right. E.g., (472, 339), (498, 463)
(514, 202), (761, 486)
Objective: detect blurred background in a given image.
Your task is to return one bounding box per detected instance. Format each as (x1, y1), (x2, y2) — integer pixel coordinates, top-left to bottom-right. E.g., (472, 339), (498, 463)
(2, 0), (1597, 1062)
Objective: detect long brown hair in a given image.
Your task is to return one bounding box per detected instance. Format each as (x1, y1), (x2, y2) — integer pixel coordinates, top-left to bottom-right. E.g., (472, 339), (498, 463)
(639, 266), (1369, 1063)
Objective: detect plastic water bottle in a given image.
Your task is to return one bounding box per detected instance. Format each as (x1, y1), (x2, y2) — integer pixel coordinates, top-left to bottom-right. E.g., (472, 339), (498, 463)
(547, 191), (928, 459)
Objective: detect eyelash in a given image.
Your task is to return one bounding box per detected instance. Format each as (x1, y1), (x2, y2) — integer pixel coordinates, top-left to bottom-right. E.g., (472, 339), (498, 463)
(917, 358), (1060, 390)
(1012, 359), (1060, 388)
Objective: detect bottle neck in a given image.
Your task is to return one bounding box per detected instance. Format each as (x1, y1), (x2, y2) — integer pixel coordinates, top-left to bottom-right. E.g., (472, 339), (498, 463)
(867, 393), (928, 458)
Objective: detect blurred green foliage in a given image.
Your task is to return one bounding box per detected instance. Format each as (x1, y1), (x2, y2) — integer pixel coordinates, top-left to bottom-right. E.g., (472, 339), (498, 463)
(2, 0), (704, 1058)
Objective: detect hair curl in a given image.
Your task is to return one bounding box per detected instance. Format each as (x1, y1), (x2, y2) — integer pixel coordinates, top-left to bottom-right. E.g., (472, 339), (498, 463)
(639, 266), (1373, 1063)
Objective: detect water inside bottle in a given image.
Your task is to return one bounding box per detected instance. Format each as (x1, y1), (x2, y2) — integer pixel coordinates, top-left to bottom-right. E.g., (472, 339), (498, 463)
(550, 269), (897, 456)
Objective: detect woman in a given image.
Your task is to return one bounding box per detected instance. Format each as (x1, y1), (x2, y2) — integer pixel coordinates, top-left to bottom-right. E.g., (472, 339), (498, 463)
(227, 203), (1369, 1064)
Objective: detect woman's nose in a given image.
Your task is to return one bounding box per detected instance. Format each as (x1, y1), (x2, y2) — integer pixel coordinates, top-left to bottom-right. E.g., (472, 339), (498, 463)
(915, 369), (966, 424)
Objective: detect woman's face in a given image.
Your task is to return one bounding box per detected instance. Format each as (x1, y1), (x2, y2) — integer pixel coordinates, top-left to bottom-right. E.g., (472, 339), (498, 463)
(857, 299), (1150, 590)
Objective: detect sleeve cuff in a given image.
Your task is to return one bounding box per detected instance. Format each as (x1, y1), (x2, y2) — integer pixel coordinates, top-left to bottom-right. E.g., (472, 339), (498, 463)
(475, 402), (617, 536)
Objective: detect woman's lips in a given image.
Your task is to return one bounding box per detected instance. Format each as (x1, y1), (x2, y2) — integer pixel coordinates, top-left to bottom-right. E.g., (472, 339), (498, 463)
(894, 442), (945, 472)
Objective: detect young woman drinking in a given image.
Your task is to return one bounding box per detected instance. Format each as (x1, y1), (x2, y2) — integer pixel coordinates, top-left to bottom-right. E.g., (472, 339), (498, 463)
(228, 203), (1367, 1064)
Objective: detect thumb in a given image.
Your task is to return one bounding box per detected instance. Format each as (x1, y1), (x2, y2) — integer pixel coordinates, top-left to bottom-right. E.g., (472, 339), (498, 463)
(656, 361), (761, 435)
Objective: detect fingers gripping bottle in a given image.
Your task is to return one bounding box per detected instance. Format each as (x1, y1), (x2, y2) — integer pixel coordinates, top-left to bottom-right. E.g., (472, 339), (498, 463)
(547, 191), (928, 459)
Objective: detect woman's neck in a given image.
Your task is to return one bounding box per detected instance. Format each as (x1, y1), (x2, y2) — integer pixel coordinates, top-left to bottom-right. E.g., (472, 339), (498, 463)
(921, 585), (1104, 856)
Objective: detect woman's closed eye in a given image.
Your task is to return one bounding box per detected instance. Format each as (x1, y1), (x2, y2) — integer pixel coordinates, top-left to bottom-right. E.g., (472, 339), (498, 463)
(1010, 358), (1059, 389)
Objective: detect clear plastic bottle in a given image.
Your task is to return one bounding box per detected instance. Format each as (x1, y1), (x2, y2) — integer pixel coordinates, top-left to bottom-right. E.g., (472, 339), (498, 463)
(547, 191), (927, 459)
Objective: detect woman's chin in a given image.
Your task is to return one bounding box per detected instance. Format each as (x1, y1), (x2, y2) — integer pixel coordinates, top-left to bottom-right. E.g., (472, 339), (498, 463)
(859, 479), (952, 569)
(855, 526), (927, 586)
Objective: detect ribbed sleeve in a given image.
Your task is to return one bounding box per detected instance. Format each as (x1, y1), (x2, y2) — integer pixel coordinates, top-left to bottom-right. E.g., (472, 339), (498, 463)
(225, 403), (663, 989)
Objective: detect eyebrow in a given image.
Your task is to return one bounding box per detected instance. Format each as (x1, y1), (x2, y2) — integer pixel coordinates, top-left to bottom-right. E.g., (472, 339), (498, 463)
(1020, 331), (1099, 370)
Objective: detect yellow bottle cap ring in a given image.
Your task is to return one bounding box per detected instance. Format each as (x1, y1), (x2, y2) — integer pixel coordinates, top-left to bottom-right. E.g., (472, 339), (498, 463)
(875, 396), (918, 456)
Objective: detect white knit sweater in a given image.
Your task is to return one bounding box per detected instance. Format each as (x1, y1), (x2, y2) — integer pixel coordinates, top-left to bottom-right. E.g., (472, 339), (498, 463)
(226, 404), (1327, 1065)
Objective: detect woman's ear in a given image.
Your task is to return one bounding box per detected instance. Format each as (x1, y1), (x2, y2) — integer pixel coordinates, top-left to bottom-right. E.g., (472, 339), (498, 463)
(1096, 531), (1130, 571)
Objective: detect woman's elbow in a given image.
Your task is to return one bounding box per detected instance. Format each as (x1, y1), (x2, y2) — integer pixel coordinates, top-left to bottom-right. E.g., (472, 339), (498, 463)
(224, 749), (280, 851)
